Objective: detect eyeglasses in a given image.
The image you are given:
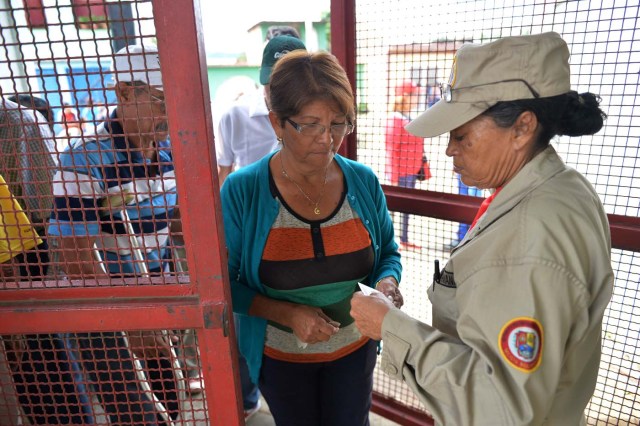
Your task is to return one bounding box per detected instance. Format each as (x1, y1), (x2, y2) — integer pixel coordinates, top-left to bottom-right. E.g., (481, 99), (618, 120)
(286, 118), (354, 138)
(440, 79), (540, 103)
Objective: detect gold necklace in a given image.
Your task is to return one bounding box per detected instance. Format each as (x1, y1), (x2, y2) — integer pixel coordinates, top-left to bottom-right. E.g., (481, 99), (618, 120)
(279, 152), (328, 215)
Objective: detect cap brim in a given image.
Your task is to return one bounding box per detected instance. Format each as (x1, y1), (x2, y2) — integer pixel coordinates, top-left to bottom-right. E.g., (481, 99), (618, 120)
(259, 67), (272, 85)
(406, 99), (488, 137)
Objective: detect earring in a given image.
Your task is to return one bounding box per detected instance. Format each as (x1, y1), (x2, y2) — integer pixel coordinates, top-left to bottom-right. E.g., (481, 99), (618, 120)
(277, 136), (283, 143)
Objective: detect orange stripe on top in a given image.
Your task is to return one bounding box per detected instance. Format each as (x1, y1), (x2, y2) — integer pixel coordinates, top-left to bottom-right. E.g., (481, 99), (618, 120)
(264, 336), (370, 363)
(262, 218), (371, 261)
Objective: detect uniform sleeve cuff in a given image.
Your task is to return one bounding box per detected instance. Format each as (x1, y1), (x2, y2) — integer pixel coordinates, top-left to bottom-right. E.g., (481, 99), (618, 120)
(380, 308), (412, 380)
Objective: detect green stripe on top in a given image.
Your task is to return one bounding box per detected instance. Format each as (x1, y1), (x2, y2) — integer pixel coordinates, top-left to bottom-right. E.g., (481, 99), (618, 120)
(264, 277), (366, 330)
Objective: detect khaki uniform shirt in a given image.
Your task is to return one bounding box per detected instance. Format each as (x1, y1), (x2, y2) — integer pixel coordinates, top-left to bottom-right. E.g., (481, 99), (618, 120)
(380, 146), (614, 425)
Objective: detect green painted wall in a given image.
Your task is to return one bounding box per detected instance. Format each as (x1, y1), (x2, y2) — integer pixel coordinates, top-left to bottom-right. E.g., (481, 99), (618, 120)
(206, 66), (259, 99)
(206, 21), (329, 99)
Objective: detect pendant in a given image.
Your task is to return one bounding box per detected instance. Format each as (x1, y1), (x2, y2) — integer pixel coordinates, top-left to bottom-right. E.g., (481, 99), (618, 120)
(313, 206), (321, 215)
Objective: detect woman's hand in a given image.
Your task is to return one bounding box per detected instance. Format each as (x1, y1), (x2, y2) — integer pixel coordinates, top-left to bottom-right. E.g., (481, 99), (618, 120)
(288, 305), (340, 344)
(375, 277), (404, 308)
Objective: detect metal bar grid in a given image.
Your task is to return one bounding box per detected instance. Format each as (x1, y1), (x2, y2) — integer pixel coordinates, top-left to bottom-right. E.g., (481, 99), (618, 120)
(1, 0), (241, 424)
(347, 0), (640, 424)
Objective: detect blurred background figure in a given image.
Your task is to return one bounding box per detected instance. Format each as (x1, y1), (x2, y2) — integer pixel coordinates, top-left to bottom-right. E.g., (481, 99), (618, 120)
(265, 25), (300, 40)
(79, 95), (108, 135)
(385, 80), (429, 251)
(215, 29), (305, 187)
(1, 97), (93, 424)
(48, 44), (179, 425)
(57, 102), (83, 141)
(7, 94), (55, 132)
(0, 97), (55, 278)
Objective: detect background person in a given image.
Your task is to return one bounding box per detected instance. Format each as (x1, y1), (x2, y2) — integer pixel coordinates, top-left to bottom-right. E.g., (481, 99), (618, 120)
(385, 80), (429, 251)
(48, 44), (179, 425)
(351, 32), (613, 425)
(221, 50), (403, 426)
(7, 94), (55, 132)
(0, 172), (43, 425)
(57, 102), (83, 137)
(216, 34), (306, 187)
(1, 97), (93, 424)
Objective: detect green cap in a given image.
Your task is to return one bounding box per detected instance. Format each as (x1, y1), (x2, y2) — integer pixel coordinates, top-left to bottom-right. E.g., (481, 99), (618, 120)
(259, 35), (306, 85)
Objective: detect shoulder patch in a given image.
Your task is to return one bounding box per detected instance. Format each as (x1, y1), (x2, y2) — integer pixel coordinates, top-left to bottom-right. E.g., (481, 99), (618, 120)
(499, 317), (543, 373)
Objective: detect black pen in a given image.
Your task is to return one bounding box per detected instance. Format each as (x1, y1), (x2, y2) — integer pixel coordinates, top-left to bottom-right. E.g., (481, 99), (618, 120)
(434, 259), (440, 282)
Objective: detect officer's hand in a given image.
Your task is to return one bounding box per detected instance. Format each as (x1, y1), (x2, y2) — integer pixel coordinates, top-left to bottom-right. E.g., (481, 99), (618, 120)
(350, 292), (394, 340)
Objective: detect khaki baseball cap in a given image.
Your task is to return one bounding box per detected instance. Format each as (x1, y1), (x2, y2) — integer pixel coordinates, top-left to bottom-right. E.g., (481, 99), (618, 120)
(406, 32), (571, 137)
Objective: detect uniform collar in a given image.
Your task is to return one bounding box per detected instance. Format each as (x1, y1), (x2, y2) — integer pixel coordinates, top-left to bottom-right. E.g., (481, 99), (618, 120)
(461, 145), (566, 242)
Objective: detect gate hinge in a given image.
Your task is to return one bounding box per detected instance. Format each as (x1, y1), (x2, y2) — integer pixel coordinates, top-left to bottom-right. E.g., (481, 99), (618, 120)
(202, 302), (229, 336)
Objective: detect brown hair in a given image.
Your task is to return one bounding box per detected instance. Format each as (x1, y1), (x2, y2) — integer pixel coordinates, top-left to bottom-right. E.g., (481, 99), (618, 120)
(268, 50), (355, 125)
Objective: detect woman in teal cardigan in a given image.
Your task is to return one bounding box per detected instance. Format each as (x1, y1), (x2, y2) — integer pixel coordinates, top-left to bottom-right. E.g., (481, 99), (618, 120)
(220, 50), (402, 426)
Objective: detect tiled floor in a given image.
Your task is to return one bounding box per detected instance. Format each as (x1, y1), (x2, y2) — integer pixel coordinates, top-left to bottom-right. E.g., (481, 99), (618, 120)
(180, 392), (401, 425)
(247, 396), (401, 426)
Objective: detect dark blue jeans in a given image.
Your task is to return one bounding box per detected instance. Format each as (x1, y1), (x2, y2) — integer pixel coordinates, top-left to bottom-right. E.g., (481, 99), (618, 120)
(398, 175), (418, 242)
(10, 240), (94, 424)
(73, 332), (178, 425)
(259, 339), (377, 426)
(11, 334), (94, 424)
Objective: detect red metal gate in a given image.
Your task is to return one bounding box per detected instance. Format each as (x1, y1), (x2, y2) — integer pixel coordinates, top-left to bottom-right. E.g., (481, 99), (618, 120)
(1, 1), (242, 424)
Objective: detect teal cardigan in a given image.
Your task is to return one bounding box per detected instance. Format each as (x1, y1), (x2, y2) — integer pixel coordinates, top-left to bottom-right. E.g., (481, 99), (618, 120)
(220, 152), (402, 383)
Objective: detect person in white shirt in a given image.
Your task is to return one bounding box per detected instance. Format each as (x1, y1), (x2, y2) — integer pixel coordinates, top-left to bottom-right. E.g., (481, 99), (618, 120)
(216, 34), (306, 187)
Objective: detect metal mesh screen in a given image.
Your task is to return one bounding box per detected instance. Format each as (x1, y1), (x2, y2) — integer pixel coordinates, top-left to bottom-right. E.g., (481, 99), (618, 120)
(0, 1), (239, 424)
(355, 0), (639, 424)
(0, 0), (188, 288)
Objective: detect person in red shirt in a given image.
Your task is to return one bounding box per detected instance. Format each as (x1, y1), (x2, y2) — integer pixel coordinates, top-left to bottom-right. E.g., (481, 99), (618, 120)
(385, 81), (428, 250)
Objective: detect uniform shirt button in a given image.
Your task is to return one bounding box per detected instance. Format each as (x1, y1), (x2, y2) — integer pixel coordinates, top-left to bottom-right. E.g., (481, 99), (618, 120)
(385, 364), (398, 375)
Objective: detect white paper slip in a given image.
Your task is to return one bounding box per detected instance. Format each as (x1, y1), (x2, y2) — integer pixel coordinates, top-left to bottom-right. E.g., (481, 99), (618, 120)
(295, 336), (308, 349)
(358, 282), (394, 301)
(358, 283), (382, 296)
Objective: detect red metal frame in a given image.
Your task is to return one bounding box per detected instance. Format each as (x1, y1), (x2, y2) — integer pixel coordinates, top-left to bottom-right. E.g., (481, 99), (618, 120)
(371, 391), (435, 426)
(0, 1), (243, 424)
(384, 186), (640, 252)
(153, 0), (243, 423)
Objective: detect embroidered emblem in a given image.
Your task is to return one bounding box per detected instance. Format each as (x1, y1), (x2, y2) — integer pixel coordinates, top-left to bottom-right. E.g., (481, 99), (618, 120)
(499, 317), (543, 372)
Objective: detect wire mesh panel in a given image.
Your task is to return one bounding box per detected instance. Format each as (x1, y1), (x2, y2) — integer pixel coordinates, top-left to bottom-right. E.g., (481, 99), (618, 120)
(353, 0), (639, 424)
(1, 1), (241, 424)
